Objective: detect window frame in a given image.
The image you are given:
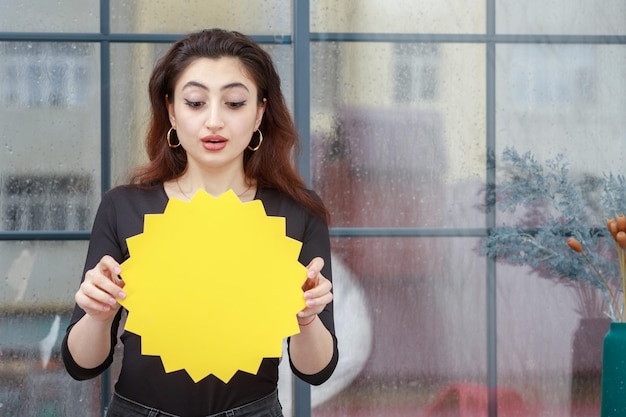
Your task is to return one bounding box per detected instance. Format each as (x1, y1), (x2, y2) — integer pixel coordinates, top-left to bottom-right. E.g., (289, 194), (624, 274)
(1, 0), (625, 416)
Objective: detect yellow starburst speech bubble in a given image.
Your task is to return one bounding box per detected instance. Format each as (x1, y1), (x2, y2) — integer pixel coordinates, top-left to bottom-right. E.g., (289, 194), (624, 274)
(118, 190), (307, 383)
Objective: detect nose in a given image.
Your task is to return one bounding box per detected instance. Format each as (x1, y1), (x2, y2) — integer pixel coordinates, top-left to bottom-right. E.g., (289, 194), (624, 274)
(205, 104), (224, 130)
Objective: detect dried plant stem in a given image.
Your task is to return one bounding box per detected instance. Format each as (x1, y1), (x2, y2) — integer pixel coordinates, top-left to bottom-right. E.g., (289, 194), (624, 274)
(581, 251), (621, 319)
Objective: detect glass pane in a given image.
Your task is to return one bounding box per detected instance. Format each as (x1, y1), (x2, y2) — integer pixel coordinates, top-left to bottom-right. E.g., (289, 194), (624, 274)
(496, 264), (607, 415)
(110, 43), (167, 185)
(496, 0), (626, 35)
(311, 42), (486, 228)
(109, 43), (293, 184)
(495, 44), (626, 225)
(0, 0), (100, 33)
(312, 0), (484, 34)
(308, 238), (486, 416)
(0, 241), (101, 416)
(489, 43), (626, 416)
(0, 42), (102, 232)
(110, 0), (291, 34)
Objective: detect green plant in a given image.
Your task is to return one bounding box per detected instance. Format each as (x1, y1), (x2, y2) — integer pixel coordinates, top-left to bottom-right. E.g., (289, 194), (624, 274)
(479, 147), (626, 321)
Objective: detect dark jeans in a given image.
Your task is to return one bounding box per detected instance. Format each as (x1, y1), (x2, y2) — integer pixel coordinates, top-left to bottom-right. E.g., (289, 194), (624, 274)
(106, 390), (283, 417)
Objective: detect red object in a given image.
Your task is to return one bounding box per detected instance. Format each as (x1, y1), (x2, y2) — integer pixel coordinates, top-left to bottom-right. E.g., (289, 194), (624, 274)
(422, 383), (528, 417)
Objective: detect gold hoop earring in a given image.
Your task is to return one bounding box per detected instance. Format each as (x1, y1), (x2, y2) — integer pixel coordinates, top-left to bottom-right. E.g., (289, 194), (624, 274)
(167, 127), (180, 148)
(247, 130), (263, 152)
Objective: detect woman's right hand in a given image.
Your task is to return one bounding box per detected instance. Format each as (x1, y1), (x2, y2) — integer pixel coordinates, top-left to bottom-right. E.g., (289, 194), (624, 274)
(75, 255), (126, 322)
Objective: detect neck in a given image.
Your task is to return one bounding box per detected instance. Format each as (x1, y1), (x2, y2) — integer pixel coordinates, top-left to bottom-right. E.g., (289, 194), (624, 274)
(176, 167), (252, 199)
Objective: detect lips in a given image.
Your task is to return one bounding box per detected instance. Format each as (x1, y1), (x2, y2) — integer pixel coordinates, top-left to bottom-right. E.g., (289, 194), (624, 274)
(202, 135), (227, 143)
(201, 135), (227, 151)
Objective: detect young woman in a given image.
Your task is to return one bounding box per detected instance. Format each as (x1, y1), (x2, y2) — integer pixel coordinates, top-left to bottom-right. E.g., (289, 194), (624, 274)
(62, 29), (338, 417)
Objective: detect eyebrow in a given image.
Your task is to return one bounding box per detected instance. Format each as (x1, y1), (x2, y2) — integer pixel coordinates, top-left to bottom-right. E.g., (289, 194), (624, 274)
(181, 81), (250, 92)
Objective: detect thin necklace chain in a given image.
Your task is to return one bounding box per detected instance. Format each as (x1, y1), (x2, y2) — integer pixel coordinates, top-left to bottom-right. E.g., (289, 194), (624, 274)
(176, 179), (251, 200)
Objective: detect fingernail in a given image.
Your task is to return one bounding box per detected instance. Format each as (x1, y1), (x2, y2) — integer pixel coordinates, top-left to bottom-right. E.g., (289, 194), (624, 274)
(118, 291), (126, 300)
(307, 270), (315, 278)
(306, 300), (315, 307)
(113, 266), (121, 275)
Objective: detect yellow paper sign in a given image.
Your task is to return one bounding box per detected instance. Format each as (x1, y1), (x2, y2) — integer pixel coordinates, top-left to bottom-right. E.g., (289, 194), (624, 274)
(118, 190), (307, 383)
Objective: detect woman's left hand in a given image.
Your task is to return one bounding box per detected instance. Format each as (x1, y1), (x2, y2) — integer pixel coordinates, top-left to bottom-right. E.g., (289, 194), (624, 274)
(298, 257), (333, 324)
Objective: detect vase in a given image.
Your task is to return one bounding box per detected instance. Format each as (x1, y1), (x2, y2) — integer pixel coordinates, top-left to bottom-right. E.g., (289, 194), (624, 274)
(601, 322), (626, 416)
(571, 317), (610, 417)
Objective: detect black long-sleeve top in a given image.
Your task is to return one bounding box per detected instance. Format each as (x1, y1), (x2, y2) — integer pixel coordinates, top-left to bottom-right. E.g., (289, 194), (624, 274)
(61, 184), (338, 416)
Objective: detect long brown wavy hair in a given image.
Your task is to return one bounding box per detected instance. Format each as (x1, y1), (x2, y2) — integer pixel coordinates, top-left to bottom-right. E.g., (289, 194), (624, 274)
(129, 29), (329, 222)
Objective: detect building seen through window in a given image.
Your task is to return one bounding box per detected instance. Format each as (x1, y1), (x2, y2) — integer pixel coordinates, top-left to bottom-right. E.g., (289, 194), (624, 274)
(0, 42), (93, 109)
(393, 43), (440, 103)
(1, 174), (93, 231)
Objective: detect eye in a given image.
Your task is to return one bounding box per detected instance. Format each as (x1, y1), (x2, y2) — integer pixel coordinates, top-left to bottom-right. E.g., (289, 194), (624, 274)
(184, 99), (204, 108)
(226, 100), (246, 109)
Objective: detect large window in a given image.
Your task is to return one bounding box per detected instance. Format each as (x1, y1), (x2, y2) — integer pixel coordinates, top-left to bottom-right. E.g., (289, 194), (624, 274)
(1, 1), (624, 416)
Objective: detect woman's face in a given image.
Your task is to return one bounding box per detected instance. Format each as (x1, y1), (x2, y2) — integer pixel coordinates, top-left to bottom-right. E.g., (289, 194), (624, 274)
(167, 57), (265, 174)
